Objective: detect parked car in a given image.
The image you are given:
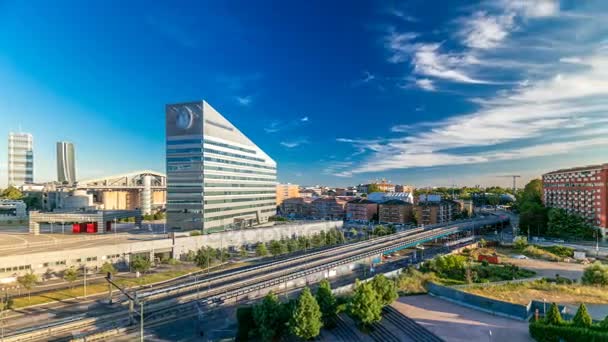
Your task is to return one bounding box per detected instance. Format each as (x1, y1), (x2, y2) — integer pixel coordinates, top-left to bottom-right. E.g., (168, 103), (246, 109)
(512, 254), (528, 260)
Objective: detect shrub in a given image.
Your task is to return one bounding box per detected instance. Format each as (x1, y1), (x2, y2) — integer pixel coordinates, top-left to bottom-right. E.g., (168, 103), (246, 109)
(189, 230), (201, 236)
(236, 306), (255, 341)
(514, 236), (528, 250)
(539, 245), (574, 258)
(582, 262), (608, 286)
(573, 303), (593, 328)
(523, 245), (560, 262)
(545, 302), (563, 326)
(529, 322), (608, 342)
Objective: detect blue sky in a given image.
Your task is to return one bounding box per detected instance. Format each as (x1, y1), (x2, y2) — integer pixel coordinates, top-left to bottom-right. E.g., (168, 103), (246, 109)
(1, 0), (607, 188)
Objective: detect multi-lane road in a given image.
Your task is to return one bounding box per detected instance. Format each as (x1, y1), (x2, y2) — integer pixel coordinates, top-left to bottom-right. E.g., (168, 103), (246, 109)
(2, 215), (508, 342)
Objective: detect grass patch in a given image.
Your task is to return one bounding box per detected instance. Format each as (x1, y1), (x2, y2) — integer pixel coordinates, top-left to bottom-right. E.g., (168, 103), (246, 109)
(11, 267), (199, 309)
(463, 279), (608, 305)
(523, 245), (560, 262)
(395, 267), (436, 295)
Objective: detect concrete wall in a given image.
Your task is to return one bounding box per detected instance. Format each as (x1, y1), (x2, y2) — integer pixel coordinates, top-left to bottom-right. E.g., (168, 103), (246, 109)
(0, 221), (342, 280)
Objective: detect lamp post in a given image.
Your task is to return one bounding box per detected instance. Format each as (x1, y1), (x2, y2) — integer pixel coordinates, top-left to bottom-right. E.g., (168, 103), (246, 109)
(83, 265), (87, 297)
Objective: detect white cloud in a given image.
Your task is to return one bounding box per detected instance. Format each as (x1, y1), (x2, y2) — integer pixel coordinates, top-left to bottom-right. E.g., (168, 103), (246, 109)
(335, 49), (608, 176)
(301, 116), (309, 122)
(280, 138), (309, 149)
(411, 43), (491, 84)
(236, 95), (252, 106)
(415, 78), (436, 91)
(264, 116), (310, 133)
(502, 0), (559, 18)
(459, 11), (515, 49)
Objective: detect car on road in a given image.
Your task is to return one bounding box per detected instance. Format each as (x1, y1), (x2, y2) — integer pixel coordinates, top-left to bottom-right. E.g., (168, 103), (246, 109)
(512, 254), (528, 259)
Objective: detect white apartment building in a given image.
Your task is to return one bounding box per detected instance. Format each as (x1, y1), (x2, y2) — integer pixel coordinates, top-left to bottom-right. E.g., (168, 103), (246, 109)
(8, 132), (34, 186)
(165, 101), (277, 232)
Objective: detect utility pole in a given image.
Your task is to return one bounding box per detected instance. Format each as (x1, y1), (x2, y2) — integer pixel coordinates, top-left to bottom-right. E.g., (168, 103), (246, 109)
(83, 265), (87, 297)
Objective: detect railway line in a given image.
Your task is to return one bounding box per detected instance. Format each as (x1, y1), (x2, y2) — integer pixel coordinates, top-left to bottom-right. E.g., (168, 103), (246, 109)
(2, 216), (507, 342)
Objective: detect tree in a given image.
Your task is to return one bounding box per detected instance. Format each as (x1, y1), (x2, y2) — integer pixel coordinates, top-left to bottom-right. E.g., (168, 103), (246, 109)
(370, 274), (398, 306)
(253, 292), (283, 342)
(290, 287), (322, 339)
(236, 306), (255, 341)
(573, 303), (592, 328)
(130, 256), (152, 274)
(195, 247), (217, 268)
(63, 267), (78, 289)
(315, 279), (337, 327)
(239, 245), (248, 258)
(581, 262), (608, 286)
(367, 184), (382, 193)
(17, 272), (38, 302)
(100, 262), (117, 276)
(600, 315), (608, 329)
(513, 236), (528, 251)
(0, 186), (23, 200)
(545, 302), (563, 325)
(256, 243), (268, 257)
(348, 280), (382, 326)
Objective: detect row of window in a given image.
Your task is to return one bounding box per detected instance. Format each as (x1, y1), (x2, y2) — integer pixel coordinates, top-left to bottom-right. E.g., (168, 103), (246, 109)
(203, 183), (276, 188)
(204, 208), (276, 222)
(0, 264), (31, 273)
(204, 202), (276, 213)
(205, 148), (265, 162)
(204, 196), (276, 204)
(204, 157), (276, 170)
(166, 138), (257, 155)
(204, 174), (275, 182)
(206, 165), (276, 176)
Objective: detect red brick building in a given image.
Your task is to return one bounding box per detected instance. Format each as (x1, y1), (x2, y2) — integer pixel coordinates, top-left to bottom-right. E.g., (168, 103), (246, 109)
(311, 197), (347, 220)
(346, 198), (377, 222)
(542, 163), (608, 230)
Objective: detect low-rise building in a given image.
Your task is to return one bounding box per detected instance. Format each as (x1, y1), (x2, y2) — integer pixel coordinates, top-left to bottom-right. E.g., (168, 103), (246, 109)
(276, 183), (299, 206)
(368, 192), (414, 204)
(415, 200), (460, 225)
(280, 197), (313, 218)
(395, 184), (415, 193)
(311, 197), (347, 220)
(378, 199), (413, 224)
(346, 198), (378, 222)
(0, 199), (27, 220)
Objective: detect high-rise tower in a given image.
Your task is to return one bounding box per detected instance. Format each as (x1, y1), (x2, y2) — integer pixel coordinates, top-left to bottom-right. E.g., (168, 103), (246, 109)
(166, 101), (277, 232)
(57, 141), (76, 184)
(8, 132), (34, 186)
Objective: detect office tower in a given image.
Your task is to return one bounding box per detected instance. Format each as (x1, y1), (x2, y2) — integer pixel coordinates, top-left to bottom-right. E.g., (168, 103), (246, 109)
(166, 101), (277, 232)
(8, 132), (34, 186)
(57, 141), (76, 184)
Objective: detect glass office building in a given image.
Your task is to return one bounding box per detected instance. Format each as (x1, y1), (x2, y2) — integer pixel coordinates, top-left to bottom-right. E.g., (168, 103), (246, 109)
(57, 141), (76, 184)
(8, 132), (33, 186)
(166, 101), (277, 232)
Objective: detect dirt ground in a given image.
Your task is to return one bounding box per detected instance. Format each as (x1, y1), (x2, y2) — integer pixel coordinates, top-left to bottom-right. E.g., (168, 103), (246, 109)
(393, 295), (533, 342)
(502, 256), (585, 280)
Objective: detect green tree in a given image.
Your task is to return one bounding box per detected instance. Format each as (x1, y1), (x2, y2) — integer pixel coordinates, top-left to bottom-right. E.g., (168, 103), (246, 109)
(348, 280), (382, 326)
(573, 303), (593, 328)
(513, 236), (528, 251)
(287, 239), (299, 253)
(290, 287), (322, 339)
(63, 267), (78, 289)
(195, 247), (217, 268)
(17, 272), (38, 302)
(315, 279), (337, 327)
(0, 186), (23, 200)
(239, 245), (248, 258)
(236, 306), (255, 341)
(545, 302), (563, 325)
(582, 262), (608, 286)
(256, 243), (269, 257)
(130, 256), (152, 274)
(600, 315), (608, 329)
(370, 274), (398, 306)
(517, 179), (548, 236)
(253, 292), (283, 342)
(100, 262), (117, 276)
(367, 184), (382, 193)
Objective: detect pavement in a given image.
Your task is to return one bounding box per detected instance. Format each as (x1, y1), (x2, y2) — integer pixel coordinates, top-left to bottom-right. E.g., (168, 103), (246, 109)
(502, 257), (585, 281)
(393, 295), (533, 342)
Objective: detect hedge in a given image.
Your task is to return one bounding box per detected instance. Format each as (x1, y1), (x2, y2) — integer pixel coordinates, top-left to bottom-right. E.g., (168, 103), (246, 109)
(529, 322), (608, 342)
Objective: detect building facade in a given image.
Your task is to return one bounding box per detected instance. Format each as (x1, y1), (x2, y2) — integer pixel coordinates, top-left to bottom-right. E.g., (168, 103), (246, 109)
(542, 163), (608, 230)
(378, 199), (413, 224)
(276, 183), (299, 206)
(311, 197), (347, 220)
(280, 197), (313, 218)
(414, 200), (460, 226)
(166, 101), (277, 232)
(346, 198), (378, 222)
(8, 132), (33, 186)
(56, 141), (76, 184)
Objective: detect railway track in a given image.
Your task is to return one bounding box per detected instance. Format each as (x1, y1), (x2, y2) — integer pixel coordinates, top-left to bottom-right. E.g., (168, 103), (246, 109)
(3, 217), (505, 341)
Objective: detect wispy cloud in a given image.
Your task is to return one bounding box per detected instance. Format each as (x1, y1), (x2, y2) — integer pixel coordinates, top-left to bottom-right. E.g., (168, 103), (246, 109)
(415, 78), (436, 91)
(334, 44), (608, 176)
(280, 138), (309, 149)
(265, 116), (311, 133)
(236, 95), (252, 106)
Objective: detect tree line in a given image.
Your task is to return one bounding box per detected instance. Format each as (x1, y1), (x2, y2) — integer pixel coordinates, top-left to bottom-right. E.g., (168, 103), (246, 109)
(236, 274), (398, 341)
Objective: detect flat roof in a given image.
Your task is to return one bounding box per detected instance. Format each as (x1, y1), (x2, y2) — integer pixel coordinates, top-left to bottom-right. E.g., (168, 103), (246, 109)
(543, 163), (608, 175)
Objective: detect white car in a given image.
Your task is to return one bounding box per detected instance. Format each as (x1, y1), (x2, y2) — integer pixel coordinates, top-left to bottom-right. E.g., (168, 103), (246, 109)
(512, 254), (528, 260)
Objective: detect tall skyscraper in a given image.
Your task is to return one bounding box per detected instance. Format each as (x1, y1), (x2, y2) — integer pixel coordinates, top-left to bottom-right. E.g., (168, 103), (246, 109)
(56, 141), (76, 184)
(166, 101), (277, 232)
(8, 132), (34, 186)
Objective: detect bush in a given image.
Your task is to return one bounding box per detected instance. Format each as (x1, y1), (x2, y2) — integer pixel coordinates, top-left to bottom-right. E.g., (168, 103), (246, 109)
(529, 322), (608, 342)
(514, 236), (528, 250)
(539, 245), (574, 258)
(573, 303), (593, 328)
(545, 302), (563, 326)
(582, 262), (608, 286)
(189, 230), (201, 236)
(236, 306), (255, 341)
